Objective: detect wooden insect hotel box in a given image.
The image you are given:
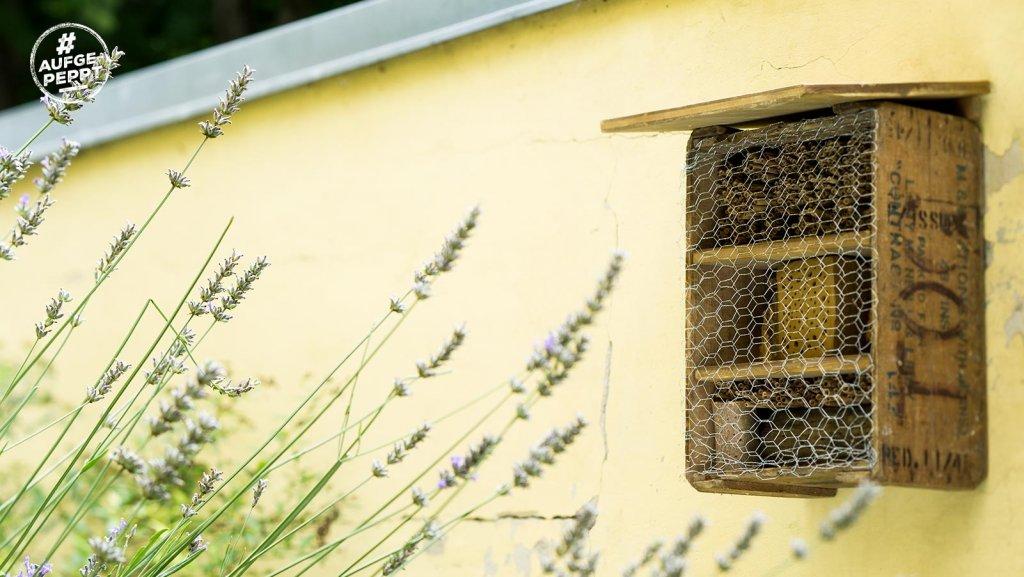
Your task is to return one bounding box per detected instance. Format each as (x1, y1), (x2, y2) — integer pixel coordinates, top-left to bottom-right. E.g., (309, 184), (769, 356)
(603, 82), (990, 496)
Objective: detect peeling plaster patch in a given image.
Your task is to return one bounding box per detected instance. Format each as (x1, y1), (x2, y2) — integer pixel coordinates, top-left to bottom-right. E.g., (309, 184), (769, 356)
(511, 543), (534, 577)
(985, 138), (1024, 196)
(994, 220), (1024, 244)
(482, 549), (498, 577)
(988, 220), (1024, 267)
(1004, 297), (1024, 346)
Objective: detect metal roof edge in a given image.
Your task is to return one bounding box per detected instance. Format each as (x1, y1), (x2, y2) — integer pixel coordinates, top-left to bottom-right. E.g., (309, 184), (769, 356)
(0, 0), (574, 157)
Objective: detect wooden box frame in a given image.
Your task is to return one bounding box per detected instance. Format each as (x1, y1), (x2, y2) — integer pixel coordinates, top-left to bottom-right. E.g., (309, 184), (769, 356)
(603, 84), (989, 497)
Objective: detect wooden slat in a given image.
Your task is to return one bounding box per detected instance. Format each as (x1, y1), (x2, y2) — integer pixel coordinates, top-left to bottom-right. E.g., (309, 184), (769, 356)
(689, 231), (871, 267)
(871, 102), (987, 489)
(716, 461), (870, 487)
(689, 476), (837, 497)
(691, 354), (871, 382)
(719, 396), (869, 410)
(601, 81), (990, 133)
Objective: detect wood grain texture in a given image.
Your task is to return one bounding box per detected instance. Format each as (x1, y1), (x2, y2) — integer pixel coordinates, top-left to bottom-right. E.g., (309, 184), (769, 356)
(871, 102), (987, 489)
(602, 81), (990, 133)
(717, 463), (870, 489)
(691, 354), (871, 382)
(688, 476), (837, 497)
(689, 231), (871, 267)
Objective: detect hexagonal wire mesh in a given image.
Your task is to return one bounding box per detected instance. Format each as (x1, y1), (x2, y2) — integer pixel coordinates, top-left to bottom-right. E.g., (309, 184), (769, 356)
(685, 108), (877, 480)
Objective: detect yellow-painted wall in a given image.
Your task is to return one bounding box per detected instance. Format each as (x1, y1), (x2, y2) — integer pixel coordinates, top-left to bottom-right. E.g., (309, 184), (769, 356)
(3, 0), (1023, 575)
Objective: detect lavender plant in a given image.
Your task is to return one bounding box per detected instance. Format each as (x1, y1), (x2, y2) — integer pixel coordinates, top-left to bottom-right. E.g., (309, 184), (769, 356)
(0, 59), (262, 573)
(778, 480), (881, 568)
(518, 481), (882, 577)
(0, 55), (627, 577)
(2, 47), (122, 262)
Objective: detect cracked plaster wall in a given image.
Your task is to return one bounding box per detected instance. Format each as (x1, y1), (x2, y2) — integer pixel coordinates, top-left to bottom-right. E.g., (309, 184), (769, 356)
(2, 0), (1023, 575)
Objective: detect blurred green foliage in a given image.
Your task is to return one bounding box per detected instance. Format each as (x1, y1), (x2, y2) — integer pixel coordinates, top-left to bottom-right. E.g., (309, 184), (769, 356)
(0, 0), (361, 109)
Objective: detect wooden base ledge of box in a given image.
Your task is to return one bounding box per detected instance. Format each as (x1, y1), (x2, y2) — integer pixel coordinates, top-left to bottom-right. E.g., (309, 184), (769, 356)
(686, 473), (838, 498)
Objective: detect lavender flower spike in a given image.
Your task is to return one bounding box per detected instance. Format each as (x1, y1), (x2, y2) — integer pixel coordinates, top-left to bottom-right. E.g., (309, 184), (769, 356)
(34, 288), (72, 338)
(415, 324), (467, 378)
(412, 205), (480, 299)
(95, 223), (137, 280)
(626, 514), (706, 577)
(208, 377), (260, 398)
(148, 370), (207, 436)
(15, 556), (52, 577)
(436, 469), (456, 490)
(621, 541), (663, 577)
(143, 327), (195, 386)
(34, 138), (80, 193)
(513, 416), (588, 488)
(556, 501), (598, 558)
(388, 296), (406, 313)
(85, 360), (131, 403)
(182, 467), (223, 518)
(216, 256), (270, 321)
(0, 146), (32, 201)
(2, 195), (56, 261)
(109, 446), (145, 475)
(791, 538), (809, 559)
(251, 478), (269, 508)
(715, 512), (766, 571)
(80, 519), (127, 577)
(167, 169), (191, 189)
(188, 535), (208, 555)
(382, 542), (418, 576)
(387, 423), (431, 464)
(46, 47), (124, 125)
(137, 412), (219, 501)
(411, 487), (429, 507)
(446, 435), (498, 484)
(189, 252), (242, 317)
(819, 480), (882, 540)
(198, 64), (255, 138)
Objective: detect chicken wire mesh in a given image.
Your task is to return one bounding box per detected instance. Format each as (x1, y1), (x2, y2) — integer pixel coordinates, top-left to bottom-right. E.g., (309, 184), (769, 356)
(684, 108), (878, 480)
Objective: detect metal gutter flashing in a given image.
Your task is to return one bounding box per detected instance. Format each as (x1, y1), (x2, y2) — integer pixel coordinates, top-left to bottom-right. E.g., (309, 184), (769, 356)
(0, 0), (573, 156)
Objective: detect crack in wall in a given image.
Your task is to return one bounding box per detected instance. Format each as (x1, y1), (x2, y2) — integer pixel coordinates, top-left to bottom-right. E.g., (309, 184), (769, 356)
(600, 339), (612, 463)
(462, 511), (577, 522)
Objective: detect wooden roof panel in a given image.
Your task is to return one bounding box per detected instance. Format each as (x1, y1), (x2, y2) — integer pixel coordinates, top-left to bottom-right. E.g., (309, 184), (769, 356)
(600, 81), (990, 133)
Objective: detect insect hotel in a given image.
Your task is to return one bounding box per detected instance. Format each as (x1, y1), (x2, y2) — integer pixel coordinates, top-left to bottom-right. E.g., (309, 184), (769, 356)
(603, 83), (989, 496)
